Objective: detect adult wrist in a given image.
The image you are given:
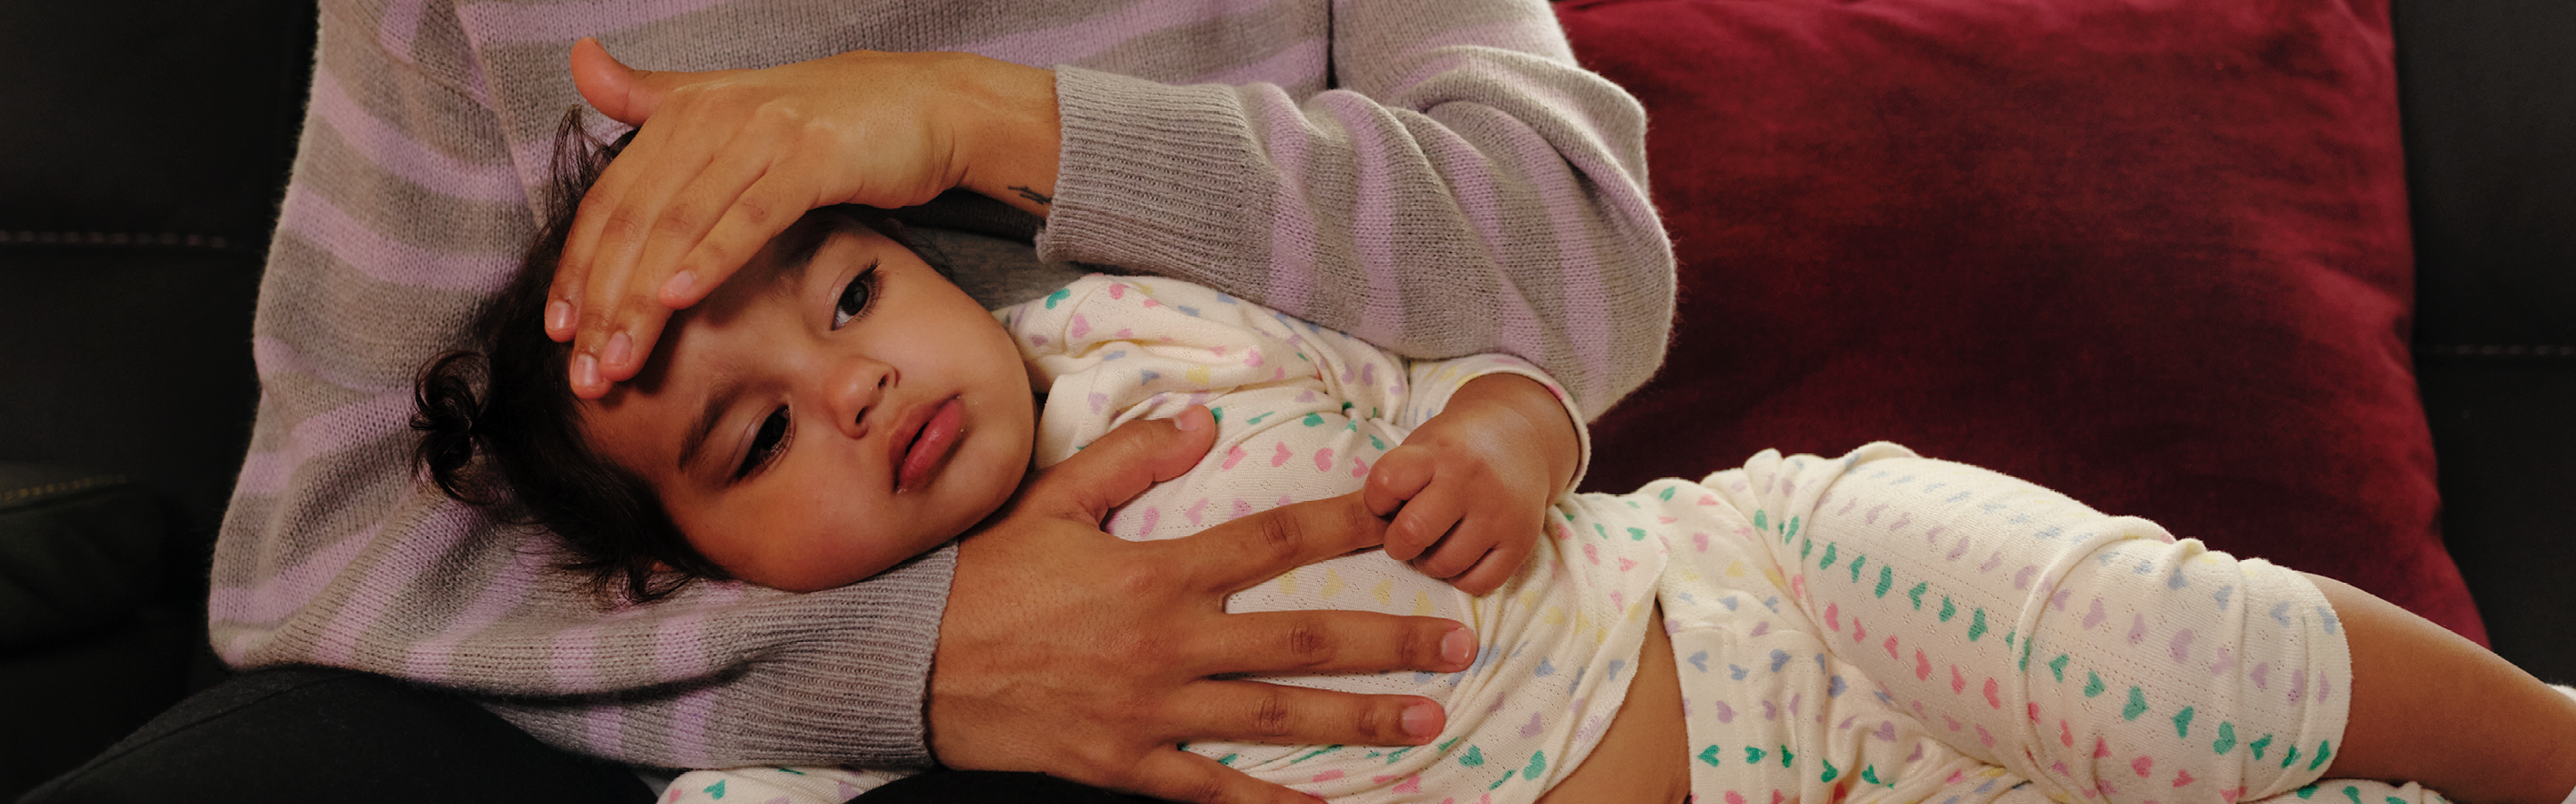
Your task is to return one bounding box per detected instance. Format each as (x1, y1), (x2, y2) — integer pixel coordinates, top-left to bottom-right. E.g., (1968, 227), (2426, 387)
(949, 56), (1063, 217)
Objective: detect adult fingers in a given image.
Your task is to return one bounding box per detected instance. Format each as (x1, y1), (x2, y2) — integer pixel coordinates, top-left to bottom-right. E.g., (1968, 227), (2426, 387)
(561, 116), (731, 392)
(624, 123), (794, 312)
(1119, 748), (1328, 804)
(1013, 406), (1218, 525)
(659, 161), (818, 310)
(1161, 492), (1393, 594)
(551, 39), (746, 349)
(1187, 609), (1473, 677)
(1168, 678), (1446, 749)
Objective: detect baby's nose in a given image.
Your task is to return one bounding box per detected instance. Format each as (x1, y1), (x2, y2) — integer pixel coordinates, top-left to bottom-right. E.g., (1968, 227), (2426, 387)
(825, 360), (894, 437)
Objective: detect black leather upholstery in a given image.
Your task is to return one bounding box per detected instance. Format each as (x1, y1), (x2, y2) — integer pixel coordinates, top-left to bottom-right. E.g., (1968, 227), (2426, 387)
(2394, 0), (2576, 686)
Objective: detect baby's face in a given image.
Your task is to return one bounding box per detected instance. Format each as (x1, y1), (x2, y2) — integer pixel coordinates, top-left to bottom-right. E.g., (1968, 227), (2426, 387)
(580, 217), (1035, 592)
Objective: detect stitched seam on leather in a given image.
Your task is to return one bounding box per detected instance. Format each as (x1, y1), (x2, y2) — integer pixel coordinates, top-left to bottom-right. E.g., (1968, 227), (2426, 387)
(2413, 344), (2576, 357)
(0, 474), (127, 506)
(0, 230), (244, 251)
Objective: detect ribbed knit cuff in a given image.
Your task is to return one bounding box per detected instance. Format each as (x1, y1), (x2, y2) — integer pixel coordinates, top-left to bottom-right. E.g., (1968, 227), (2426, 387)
(719, 542), (957, 768)
(1036, 66), (1263, 276)
(486, 543), (958, 768)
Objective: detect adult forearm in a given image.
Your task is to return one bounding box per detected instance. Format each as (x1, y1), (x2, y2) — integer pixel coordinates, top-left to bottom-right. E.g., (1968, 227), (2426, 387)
(1034, 2), (1675, 419)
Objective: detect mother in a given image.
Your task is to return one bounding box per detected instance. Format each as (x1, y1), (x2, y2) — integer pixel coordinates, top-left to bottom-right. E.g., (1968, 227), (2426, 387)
(210, 1), (1672, 801)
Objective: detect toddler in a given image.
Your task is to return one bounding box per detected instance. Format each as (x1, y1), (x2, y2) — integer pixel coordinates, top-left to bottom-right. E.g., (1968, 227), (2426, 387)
(416, 131), (2576, 804)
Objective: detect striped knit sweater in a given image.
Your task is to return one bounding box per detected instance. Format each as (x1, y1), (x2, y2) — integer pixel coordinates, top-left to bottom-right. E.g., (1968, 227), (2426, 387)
(212, 0), (1673, 769)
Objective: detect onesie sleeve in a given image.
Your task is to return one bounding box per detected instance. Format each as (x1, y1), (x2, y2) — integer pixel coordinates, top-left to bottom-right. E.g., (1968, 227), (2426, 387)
(1009, 275), (1587, 489)
(1393, 352), (1592, 493)
(208, 2), (949, 769)
(1036, 0), (1675, 422)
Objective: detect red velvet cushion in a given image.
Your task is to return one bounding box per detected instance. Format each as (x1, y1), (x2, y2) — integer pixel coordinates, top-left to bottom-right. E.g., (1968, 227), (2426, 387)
(1562, 0), (2486, 642)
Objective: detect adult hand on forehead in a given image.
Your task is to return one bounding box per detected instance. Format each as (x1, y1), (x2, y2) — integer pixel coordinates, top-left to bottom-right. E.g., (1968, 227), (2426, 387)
(935, 408), (1477, 804)
(549, 37), (1062, 398)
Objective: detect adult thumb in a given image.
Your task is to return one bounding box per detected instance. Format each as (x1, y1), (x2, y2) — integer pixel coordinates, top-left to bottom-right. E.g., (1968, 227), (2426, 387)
(1017, 406), (1218, 524)
(567, 38), (656, 124)
(568, 37), (749, 125)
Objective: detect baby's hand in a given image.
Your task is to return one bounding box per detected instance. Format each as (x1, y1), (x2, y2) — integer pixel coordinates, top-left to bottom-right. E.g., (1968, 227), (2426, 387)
(1364, 373), (1579, 595)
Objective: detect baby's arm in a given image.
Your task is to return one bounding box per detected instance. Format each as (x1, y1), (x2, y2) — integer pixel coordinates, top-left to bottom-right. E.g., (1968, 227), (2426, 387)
(1012, 275), (1586, 595)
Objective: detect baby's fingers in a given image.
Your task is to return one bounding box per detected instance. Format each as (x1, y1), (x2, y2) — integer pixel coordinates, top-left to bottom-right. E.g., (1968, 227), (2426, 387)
(1363, 444), (1436, 521)
(1443, 523), (1534, 595)
(1380, 478), (1463, 565)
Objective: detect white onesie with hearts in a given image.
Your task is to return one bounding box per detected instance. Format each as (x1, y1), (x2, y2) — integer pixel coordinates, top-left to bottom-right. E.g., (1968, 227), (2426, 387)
(665, 277), (2457, 804)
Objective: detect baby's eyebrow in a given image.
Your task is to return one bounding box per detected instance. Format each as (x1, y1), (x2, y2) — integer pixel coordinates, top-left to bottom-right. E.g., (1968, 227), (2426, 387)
(761, 212), (840, 292)
(678, 371), (749, 473)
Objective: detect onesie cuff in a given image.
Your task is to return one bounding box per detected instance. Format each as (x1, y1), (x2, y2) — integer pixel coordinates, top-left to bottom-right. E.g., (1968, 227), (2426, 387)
(1406, 354), (1593, 493)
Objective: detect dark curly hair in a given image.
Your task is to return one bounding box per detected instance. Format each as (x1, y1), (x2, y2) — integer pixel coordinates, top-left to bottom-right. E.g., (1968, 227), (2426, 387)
(411, 109), (944, 602)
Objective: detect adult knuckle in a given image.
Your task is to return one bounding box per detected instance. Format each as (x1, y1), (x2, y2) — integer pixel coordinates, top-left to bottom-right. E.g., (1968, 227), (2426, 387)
(1359, 699), (1404, 742)
(575, 308), (618, 331)
(751, 101), (807, 130)
(1281, 621), (1332, 666)
(1109, 560), (1172, 598)
(730, 195), (777, 228)
(653, 201), (707, 235)
(682, 240), (741, 276)
(1250, 688), (1294, 737)
(619, 290), (662, 321)
(1250, 512), (1303, 559)
(598, 209), (648, 244)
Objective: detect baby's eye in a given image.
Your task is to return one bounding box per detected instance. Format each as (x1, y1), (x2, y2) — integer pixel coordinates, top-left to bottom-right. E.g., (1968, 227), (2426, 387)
(832, 266), (879, 330)
(735, 407), (790, 480)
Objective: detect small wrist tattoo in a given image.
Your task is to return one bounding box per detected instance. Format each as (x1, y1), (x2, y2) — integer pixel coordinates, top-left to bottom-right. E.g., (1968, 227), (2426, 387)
(1010, 186), (1054, 206)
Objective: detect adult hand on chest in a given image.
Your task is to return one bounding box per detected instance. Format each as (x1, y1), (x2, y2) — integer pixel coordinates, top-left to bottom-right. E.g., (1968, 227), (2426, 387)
(932, 407), (1479, 804)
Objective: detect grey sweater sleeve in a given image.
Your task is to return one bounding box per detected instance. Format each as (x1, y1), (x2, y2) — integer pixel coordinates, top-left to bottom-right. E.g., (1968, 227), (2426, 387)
(1039, 0), (1675, 421)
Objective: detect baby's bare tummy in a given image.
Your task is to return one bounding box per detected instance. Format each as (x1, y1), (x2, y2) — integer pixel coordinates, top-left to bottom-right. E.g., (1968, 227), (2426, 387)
(1538, 604), (1690, 804)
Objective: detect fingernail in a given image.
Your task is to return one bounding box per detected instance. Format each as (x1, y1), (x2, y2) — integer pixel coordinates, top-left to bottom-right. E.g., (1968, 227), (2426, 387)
(1441, 627), (1474, 668)
(604, 331), (633, 370)
(573, 352), (600, 391)
(1401, 702), (1440, 740)
(547, 300), (573, 334)
(1176, 407), (1207, 432)
(661, 270), (697, 301)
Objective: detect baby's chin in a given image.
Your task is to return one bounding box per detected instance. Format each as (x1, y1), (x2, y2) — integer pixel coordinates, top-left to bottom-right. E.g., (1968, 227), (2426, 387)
(948, 454), (1031, 534)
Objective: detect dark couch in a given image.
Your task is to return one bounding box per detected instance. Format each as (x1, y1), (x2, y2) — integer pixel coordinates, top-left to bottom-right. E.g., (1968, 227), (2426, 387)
(5, 0), (2568, 800)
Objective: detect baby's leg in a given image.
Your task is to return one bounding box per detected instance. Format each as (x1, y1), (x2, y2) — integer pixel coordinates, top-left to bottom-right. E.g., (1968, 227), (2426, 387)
(1712, 446), (2350, 803)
